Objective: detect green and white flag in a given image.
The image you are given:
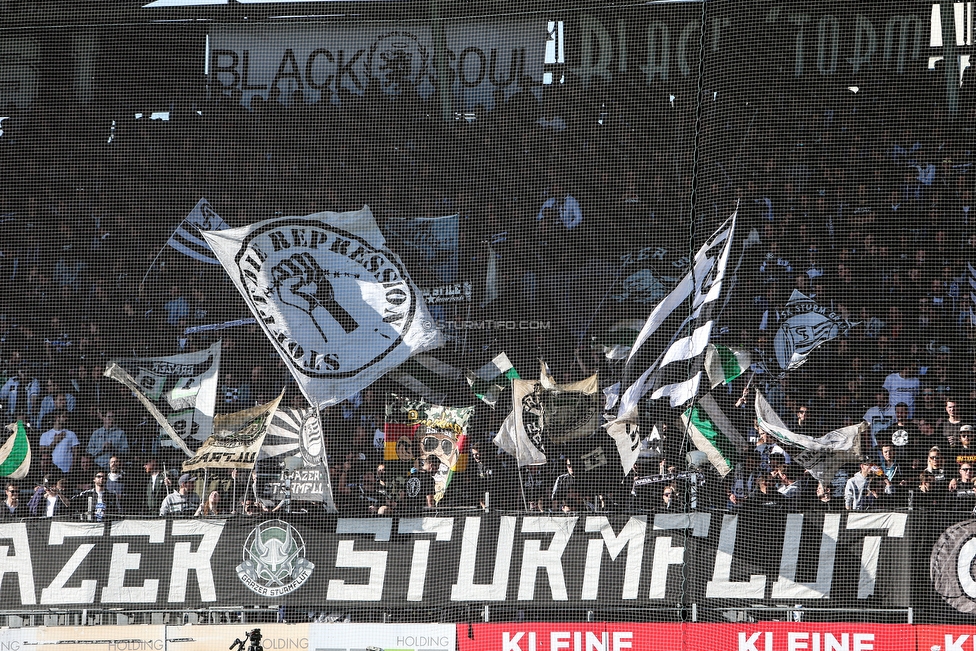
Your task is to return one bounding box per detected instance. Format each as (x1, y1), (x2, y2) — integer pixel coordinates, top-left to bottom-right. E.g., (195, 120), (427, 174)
(0, 421), (30, 480)
(465, 352), (520, 407)
(704, 344), (751, 389)
(389, 354), (463, 404)
(681, 393), (747, 477)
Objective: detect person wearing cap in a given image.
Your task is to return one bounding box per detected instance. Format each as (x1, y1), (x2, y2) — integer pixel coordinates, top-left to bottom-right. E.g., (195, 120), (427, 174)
(159, 473), (201, 516)
(948, 461), (976, 511)
(845, 457), (879, 510)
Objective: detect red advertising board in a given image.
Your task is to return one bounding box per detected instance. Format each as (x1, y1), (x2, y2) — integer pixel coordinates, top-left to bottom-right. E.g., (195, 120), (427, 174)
(917, 626), (976, 651)
(688, 624), (916, 651)
(458, 623), (681, 651)
(458, 623), (916, 651)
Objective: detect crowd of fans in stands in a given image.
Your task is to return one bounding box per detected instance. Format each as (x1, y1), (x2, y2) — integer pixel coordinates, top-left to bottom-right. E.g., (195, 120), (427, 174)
(1, 56), (975, 519)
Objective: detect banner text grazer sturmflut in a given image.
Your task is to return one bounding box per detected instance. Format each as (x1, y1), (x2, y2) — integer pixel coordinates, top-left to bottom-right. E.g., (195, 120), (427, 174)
(8, 511), (976, 618)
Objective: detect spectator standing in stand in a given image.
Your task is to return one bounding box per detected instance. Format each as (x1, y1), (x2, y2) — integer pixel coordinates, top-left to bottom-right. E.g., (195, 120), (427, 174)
(952, 424), (976, 473)
(948, 462), (976, 511)
(845, 458), (878, 511)
(75, 470), (122, 521)
(87, 410), (129, 471)
(39, 410), (79, 476)
(551, 457), (582, 512)
(159, 473), (201, 516)
(942, 397), (967, 445)
(144, 457), (170, 515)
(883, 361), (920, 417)
(402, 458), (436, 512)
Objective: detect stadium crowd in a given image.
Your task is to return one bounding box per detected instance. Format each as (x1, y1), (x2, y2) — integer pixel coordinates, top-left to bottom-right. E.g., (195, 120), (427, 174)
(1, 55), (976, 519)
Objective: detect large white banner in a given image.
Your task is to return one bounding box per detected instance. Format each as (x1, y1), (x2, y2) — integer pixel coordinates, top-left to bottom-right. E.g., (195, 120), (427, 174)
(203, 206), (442, 408)
(209, 20), (545, 110)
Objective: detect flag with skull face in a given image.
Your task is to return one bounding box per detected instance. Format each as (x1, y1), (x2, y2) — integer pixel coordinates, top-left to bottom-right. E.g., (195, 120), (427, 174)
(383, 394), (474, 501)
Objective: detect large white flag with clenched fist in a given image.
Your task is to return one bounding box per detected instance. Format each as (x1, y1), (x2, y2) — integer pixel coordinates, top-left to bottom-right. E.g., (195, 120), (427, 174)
(203, 206), (443, 408)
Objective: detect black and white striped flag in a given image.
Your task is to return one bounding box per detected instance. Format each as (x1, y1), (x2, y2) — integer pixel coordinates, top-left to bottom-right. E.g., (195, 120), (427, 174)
(166, 198), (229, 264)
(618, 210), (737, 413)
(605, 211), (736, 475)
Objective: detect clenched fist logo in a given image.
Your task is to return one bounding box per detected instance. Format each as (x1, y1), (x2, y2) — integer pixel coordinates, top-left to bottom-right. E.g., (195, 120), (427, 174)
(272, 252), (359, 343)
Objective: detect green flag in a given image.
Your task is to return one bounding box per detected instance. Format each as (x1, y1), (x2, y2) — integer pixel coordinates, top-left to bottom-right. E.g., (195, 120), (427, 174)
(0, 421), (30, 480)
(465, 352), (520, 407)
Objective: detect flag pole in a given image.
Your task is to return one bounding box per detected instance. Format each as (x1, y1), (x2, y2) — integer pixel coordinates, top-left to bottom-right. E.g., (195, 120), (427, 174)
(577, 258), (629, 348)
(140, 220), (186, 288)
(517, 466), (529, 512)
(316, 405), (339, 514)
(509, 398), (531, 512)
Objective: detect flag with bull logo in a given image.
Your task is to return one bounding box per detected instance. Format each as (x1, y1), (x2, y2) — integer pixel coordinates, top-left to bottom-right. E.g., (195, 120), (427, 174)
(383, 395), (475, 501)
(202, 206), (443, 409)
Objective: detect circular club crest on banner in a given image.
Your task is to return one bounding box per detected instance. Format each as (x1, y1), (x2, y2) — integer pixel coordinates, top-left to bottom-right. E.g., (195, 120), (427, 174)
(237, 520), (314, 598)
(235, 219), (416, 378)
(891, 429), (909, 447)
(299, 410), (324, 465)
(366, 31), (429, 92)
(931, 519), (976, 613)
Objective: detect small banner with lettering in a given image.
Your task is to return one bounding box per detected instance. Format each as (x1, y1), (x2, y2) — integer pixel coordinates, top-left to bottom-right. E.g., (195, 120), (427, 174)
(183, 393), (283, 472)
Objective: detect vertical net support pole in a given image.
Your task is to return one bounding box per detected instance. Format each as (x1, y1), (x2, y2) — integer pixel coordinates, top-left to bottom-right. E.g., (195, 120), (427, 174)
(431, 0), (453, 122)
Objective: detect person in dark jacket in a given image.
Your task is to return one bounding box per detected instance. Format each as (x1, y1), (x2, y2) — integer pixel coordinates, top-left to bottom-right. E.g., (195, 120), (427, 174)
(73, 470), (122, 520)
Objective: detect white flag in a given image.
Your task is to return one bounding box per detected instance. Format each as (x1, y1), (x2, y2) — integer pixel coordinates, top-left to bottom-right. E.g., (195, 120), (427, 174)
(754, 389), (863, 482)
(104, 341), (221, 455)
(769, 290), (856, 374)
(506, 379), (548, 466)
(202, 206), (442, 408)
